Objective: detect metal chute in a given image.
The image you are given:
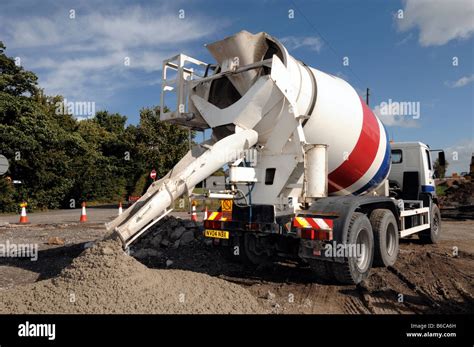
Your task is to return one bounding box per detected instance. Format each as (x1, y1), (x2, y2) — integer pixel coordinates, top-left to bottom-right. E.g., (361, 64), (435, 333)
(106, 130), (258, 247)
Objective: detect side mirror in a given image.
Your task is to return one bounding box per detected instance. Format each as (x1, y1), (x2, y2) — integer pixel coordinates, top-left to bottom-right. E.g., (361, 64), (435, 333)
(438, 151), (446, 166)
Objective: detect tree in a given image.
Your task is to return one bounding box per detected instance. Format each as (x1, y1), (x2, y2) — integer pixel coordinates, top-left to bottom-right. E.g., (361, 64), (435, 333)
(0, 42), (38, 97)
(0, 42), (190, 211)
(95, 110), (126, 134)
(135, 106), (189, 179)
(434, 158), (449, 178)
(0, 44), (79, 209)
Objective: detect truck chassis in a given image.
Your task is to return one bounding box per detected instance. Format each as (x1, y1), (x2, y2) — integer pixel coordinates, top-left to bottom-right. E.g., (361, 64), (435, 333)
(203, 195), (441, 284)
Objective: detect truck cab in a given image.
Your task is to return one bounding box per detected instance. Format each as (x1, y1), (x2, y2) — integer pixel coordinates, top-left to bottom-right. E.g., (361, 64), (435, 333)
(389, 142), (438, 201)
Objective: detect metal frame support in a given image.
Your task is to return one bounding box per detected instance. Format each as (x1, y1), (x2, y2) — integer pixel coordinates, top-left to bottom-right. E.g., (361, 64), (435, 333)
(160, 54), (209, 123)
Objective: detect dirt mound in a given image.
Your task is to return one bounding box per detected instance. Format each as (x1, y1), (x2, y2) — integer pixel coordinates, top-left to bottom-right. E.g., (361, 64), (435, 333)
(0, 237), (264, 314)
(130, 216), (203, 261)
(438, 180), (473, 208)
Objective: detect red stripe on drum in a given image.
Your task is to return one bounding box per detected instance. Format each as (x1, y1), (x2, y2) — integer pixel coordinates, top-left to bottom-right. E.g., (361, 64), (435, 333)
(328, 98), (380, 193)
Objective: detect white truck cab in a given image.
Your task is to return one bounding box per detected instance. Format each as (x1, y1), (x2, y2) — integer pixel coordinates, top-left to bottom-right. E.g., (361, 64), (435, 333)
(389, 142), (439, 200)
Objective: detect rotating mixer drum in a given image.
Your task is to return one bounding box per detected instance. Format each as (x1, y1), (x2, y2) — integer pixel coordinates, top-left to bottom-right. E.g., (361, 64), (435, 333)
(190, 31), (391, 197)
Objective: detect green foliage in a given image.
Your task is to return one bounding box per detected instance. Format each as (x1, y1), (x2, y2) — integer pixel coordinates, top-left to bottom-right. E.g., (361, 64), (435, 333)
(436, 184), (447, 196)
(0, 42), (38, 97)
(131, 173), (149, 197)
(135, 106), (189, 178)
(0, 178), (16, 212)
(0, 43), (189, 211)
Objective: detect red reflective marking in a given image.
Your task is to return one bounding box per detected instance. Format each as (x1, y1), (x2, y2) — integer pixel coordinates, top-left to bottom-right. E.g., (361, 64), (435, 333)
(307, 218), (320, 230)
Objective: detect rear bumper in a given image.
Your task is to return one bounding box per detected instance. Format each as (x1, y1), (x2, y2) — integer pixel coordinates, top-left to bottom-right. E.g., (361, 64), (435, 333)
(298, 239), (334, 261)
(204, 219), (279, 234)
(204, 212), (337, 261)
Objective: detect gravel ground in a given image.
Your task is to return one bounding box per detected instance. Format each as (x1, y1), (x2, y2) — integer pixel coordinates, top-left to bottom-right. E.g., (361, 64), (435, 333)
(0, 217), (472, 314)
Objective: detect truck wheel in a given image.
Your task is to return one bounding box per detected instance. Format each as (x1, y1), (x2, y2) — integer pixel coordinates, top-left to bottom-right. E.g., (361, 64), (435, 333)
(419, 204), (441, 244)
(240, 233), (271, 265)
(332, 212), (374, 285)
(217, 235), (244, 263)
(369, 209), (399, 267)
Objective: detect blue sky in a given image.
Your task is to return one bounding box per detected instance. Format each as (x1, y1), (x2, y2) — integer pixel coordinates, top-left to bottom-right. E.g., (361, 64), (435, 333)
(0, 0), (473, 173)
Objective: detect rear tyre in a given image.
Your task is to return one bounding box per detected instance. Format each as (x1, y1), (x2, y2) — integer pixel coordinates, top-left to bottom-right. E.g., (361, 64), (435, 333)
(217, 235), (244, 263)
(332, 212), (374, 285)
(218, 234), (271, 265)
(241, 233), (271, 265)
(419, 204), (441, 244)
(369, 209), (399, 267)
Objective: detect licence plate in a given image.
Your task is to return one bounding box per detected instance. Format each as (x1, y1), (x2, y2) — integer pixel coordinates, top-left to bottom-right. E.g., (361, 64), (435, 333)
(204, 229), (229, 239)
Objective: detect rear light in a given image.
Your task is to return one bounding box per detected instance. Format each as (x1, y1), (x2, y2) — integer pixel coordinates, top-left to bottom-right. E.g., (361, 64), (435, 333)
(299, 228), (332, 241)
(204, 220), (223, 229)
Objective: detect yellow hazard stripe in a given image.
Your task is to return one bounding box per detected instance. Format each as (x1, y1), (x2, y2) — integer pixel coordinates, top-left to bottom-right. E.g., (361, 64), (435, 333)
(296, 217), (311, 228)
(208, 212), (219, 220)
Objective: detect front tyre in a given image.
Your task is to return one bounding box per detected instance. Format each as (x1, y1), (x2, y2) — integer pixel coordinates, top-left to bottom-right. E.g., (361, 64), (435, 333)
(419, 204), (441, 244)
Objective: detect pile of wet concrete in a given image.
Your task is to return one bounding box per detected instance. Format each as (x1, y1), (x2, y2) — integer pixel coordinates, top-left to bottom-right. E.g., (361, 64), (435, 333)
(0, 235), (264, 314)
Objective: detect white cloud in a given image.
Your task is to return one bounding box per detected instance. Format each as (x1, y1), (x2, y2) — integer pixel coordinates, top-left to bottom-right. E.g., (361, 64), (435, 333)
(373, 104), (420, 128)
(397, 0), (474, 46)
(0, 5), (222, 106)
(444, 139), (473, 175)
(280, 36), (323, 52)
(6, 17), (64, 48)
(445, 74), (474, 88)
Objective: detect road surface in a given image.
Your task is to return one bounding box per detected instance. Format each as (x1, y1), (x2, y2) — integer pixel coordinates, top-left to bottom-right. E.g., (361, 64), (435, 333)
(0, 209), (472, 314)
(0, 207), (192, 225)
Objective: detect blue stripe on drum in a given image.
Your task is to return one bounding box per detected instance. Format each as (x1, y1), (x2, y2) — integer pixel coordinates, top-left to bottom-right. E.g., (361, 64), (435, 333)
(352, 125), (391, 196)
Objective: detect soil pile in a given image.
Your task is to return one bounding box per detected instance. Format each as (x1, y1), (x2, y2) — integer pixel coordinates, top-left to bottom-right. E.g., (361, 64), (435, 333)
(438, 181), (473, 208)
(131, 216), (204, 260)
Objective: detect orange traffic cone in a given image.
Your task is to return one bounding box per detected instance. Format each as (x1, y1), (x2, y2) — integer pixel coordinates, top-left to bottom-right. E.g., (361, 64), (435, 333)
(203, 206), (208, 220)
(191, 201), (198, 222)
(80, 202), (87, 222)
(118, 202), (123, 215)
(19, 202), (29, 224)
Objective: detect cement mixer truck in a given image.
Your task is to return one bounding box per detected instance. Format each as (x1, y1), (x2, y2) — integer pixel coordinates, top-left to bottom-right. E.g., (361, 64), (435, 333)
(106, 31), (445, 284)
